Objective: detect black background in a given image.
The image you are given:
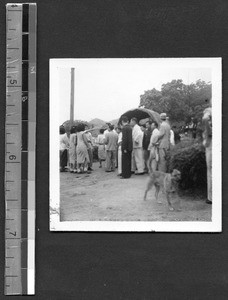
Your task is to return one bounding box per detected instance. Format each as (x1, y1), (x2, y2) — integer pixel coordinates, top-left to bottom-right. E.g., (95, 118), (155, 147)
(0, 0), (227, 299)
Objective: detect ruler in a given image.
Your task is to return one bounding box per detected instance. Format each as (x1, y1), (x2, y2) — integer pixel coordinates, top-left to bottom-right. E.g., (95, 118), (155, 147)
(5, 3), (36, 295)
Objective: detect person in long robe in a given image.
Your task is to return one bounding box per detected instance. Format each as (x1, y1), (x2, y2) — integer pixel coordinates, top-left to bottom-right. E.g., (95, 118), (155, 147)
(69, 126), (77, 173)
(121, 116), (133, 179)
(76, 123), (90, 173)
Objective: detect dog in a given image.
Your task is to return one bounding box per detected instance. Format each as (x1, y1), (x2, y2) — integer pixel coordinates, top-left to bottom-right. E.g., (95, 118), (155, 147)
(143, 169), (181, 211)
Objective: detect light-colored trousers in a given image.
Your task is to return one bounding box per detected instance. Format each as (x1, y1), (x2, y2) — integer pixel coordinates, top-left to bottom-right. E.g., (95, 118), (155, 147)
(158, 148), (168, 173)
(143, 149), (150, 171)
(206, 144), (212, 201)
(131, 148), (144, 173)
(106, 150), (116, 171)
(148, 150), (158, 172)
(118, 146), (122, 174)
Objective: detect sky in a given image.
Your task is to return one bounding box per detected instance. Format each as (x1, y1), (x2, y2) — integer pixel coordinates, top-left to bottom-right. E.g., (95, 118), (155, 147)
(56, 58), (212, 124)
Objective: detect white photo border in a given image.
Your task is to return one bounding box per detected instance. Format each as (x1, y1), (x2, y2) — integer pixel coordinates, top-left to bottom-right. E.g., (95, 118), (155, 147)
(49, 58), (222, 232)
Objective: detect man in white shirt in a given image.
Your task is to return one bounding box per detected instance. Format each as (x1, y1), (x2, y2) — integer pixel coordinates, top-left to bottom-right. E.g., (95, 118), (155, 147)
(166, 116), (175, 147)
(130, 117), (144, 175)
(148, 121), (160, 172)
(170, 129), (175, 146)
(104, 123), (111, 137)
(59, 126), (69, 172)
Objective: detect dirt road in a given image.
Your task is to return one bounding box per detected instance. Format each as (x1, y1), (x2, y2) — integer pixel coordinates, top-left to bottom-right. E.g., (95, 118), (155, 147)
(60, 162), (211, 222)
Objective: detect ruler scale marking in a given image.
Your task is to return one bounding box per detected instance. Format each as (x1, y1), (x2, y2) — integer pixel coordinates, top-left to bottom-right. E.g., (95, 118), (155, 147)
(5, 4), (22, 295)
(5, 3), (36, 295)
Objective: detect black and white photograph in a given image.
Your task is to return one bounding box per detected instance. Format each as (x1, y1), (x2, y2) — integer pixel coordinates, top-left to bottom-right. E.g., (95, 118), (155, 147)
(50, 58), (221, 232)
(1, 0), (228, 298)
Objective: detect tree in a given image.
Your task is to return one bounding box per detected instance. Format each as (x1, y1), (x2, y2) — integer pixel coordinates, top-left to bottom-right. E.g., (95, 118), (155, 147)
(139, 88), (162, 113)
(139, 79), (211, 124)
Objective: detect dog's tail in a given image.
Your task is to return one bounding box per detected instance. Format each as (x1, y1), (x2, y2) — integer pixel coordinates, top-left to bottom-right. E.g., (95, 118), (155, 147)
(148, 157), (153, 174)
(148, 147), (159, 174)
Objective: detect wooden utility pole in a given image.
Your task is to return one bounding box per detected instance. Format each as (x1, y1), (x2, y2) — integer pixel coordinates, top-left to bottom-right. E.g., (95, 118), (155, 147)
(70, 68), (75, 126)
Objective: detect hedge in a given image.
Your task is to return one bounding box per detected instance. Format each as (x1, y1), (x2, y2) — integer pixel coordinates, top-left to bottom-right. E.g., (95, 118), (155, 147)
(167, 140), (207, 192)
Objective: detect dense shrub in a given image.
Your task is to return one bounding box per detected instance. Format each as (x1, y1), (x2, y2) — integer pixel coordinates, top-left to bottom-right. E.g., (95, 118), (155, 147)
(167, 140), (207, 191)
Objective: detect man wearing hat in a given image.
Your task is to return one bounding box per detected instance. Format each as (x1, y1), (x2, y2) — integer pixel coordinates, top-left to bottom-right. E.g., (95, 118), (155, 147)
(104, 123), (113, 153)
(156, 113), (171, 172)
(104, 124), (118, 172)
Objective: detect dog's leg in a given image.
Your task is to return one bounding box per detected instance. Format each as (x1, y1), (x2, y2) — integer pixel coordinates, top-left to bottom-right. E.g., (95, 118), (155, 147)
(166, 193), (174, 211)
(155, 185), (162, 204)
(144, 178), (154, 201)
(143, 182), (151, 201)
(176, 194), (182, 211)
(143, 188), (148, 201)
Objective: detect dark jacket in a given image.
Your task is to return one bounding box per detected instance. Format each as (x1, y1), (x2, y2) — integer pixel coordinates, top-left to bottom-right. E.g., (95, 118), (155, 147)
(143, 128), (152, 150)
(121, 124), (133, 152)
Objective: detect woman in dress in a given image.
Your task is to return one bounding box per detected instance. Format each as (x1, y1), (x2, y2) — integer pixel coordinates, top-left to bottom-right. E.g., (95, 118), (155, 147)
(59, 125), (69, 172)
(69, 126), (77, 173)
(76, 123), (90, 173)
(84, 125), (94, 171)
(97, 128), (106, 168)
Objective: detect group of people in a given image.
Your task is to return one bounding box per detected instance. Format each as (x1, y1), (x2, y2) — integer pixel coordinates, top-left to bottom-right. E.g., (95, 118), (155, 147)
(59, 113), (173, 177)
(116, 113), (172, 179)
(59, 123), (94, 174)
(60, 105), (212, 205)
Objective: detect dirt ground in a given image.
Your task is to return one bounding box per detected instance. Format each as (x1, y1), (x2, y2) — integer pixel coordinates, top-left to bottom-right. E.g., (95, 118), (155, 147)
(60, 161), (211, 222)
